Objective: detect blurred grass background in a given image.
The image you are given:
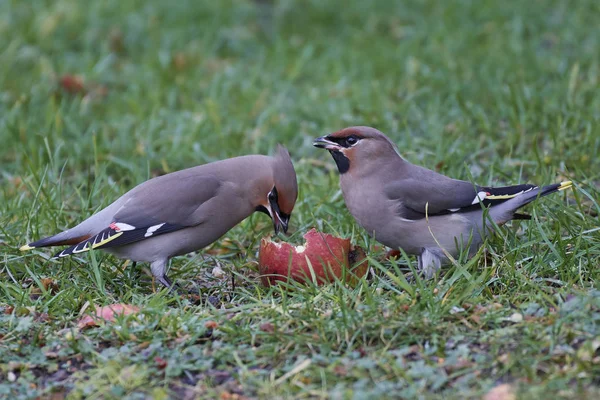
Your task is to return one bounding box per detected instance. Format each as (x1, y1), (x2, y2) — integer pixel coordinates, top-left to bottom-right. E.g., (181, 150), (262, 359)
(1, 0), (599, 398)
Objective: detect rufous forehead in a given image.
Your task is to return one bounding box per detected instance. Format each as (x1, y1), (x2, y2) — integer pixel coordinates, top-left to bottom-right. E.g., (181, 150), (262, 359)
(278, 192), (295, 214)
(330, 128), (360, 138)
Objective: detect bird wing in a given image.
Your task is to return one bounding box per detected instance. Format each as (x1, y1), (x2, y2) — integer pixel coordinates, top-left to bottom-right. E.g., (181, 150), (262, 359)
(53, 174), (222, 258)
(384, 178), (537, 219)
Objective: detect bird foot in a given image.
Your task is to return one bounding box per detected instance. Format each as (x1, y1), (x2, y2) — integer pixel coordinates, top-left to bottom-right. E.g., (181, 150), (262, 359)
(417, 248), (443, 279)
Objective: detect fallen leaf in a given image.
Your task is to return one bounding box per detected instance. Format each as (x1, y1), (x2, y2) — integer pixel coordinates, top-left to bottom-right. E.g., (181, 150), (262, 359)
(41, 278), (59, 294)
(333, 365), (348, 376)
(172, 52), (188, 70)
(508, 313), (523, 323)
(154, 356), (168, 369)
(385, 249), (402, 260)
(77, 304), (140, 329)
(484, 383), (516, 400)
(205, 320), (219, 329)
(47, 390), (67, 400)
(35, 313), (50, 323)
(219, 392), (249, 400)
(212, 266), (226, 278)
(59, 75), (85, 94)
(259, 322), (274, 333)
(109, 28), (125, 54)
(138, 341), (151, 350)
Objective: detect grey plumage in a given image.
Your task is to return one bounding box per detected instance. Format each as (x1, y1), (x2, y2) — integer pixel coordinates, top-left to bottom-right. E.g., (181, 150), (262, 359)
(20, 146), (298, 289)
(314, 126), (572, 277)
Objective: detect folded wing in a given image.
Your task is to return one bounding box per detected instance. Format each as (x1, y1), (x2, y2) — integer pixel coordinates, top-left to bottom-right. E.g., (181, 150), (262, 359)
(53, 174), (222, 258)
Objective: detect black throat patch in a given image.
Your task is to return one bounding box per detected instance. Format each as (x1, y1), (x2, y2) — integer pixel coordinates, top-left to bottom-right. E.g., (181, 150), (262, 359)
(329, 150), (350, 174)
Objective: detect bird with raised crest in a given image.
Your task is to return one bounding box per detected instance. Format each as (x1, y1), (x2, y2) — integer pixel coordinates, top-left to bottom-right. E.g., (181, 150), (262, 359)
(20, 145), (298, 290)
(314, 126), (572, 277)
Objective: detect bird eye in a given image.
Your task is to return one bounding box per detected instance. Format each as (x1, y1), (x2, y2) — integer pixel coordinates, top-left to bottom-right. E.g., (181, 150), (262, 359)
(268, 187), (278, 202)
(346, 136), (359, 146)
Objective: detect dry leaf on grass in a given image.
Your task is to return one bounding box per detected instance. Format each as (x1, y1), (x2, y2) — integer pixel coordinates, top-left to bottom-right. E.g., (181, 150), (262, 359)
(77, 304), (140, 329)
(259, 322), (274, 333)
(484, 384), (516, 400)
(59, 75), (85, 94)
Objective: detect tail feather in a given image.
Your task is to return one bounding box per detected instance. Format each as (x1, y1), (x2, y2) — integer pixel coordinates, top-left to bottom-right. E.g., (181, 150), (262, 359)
(512, 181), (571, 208)
(530, 180), (572, 201)
(20, 198), (122, 252)
(490, 181), (572, 223)
(19, 233), (92, 251)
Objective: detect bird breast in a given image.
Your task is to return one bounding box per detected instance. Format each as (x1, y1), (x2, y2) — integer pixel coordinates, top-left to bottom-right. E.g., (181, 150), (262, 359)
(340, 179), (393, 235)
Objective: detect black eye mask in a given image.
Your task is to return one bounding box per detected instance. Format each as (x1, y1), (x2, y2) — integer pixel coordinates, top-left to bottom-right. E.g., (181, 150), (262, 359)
(327, 135), (360, 148)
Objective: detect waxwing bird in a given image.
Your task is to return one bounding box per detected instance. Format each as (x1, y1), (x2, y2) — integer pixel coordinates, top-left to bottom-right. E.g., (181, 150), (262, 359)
(20, 145), (298, 290)
(313, 126), (572, 277)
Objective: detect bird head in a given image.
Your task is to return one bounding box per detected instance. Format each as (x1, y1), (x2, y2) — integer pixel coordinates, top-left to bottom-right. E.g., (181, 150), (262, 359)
(313, 126), (400, 174)
(256, 145), (298, 235)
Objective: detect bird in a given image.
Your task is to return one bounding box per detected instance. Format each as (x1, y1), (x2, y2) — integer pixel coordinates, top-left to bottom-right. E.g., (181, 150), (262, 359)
(20, 145), (298, 290)
(313, 126), (572, 277)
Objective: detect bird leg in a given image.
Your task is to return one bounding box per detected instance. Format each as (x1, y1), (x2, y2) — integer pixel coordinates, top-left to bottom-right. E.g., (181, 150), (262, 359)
(417, 248), (443, 279)
(149, 259), (201, 295)
(150, 259), (178, 291)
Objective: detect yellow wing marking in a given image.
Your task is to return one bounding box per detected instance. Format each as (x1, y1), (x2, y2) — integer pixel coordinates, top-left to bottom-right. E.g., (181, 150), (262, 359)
(558, 181), (572, 191)
(485, 193), (521, 200)
(71, 231), (124, 255)
(92, 232), (124, 249)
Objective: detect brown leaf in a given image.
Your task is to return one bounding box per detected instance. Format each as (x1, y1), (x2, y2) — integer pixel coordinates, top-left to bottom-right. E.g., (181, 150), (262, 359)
(77, 304), (140, 329)
(138, 341), (151, 350)
(172, 53), (188, 70)
(444, 357), (473, 373)
(109, 28), (125, 54)
(154, 356), (168, 369)
(333, 365), (348, 376)
(59, 75), (85, 94)
(259, 322), (274, 333)
(205, 320), (219, 329)
(219, 393), (249, 400)
(484, 384), (516, 400)
(385, 249), (402, 260)
(35, 313), (50, 323)
(46, 390), (67, 400)
(41, 278), (59, 294)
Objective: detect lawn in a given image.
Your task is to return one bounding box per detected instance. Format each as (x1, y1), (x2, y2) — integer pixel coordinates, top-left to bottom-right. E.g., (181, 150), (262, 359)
(1, 0), (599, 398)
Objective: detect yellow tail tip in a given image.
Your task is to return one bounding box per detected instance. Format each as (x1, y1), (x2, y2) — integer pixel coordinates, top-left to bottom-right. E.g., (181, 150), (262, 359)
(558, 180), (573, 191)
(20, 244), (34, 251)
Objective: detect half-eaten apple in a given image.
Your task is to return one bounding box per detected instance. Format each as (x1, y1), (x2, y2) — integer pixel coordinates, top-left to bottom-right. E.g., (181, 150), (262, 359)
(258, 228), (368, 286)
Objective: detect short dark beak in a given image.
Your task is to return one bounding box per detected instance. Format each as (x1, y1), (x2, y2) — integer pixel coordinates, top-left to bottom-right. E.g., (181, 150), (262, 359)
(273, 212), (289, 235)
(313, 136), (340, 151)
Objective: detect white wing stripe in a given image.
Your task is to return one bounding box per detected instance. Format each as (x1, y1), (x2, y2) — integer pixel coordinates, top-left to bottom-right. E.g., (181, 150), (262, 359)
(115, 222), (136, 231)
(471, 191), (489, 204)
(144, 223), (166, 237)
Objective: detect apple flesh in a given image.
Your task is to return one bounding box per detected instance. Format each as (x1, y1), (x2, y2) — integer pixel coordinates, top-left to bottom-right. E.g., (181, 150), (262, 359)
(258, 228), (368, 287)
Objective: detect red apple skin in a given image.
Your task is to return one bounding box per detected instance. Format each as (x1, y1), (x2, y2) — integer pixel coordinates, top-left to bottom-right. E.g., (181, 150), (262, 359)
(259, 228), (368, 287)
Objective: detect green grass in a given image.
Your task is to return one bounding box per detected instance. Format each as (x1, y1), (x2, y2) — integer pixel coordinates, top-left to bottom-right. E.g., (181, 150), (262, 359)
(1, 0), (599, 398)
